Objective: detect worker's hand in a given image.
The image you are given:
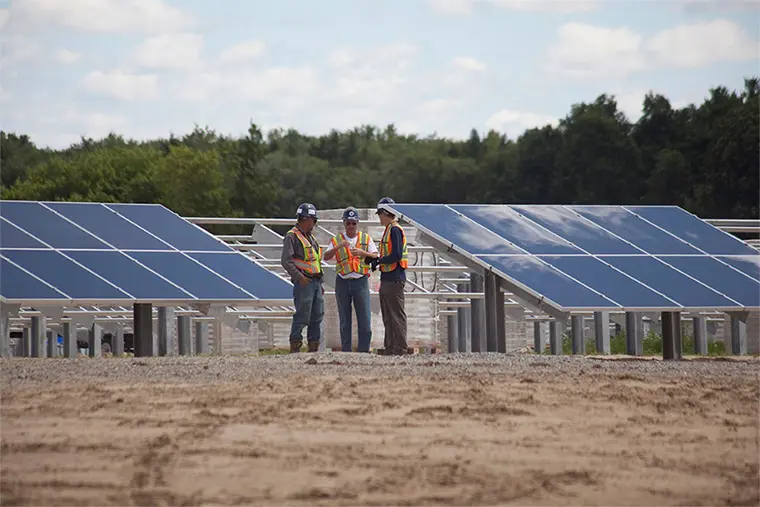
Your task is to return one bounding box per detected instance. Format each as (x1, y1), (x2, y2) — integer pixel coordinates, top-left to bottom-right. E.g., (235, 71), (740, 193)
(350, 247), (364, 256)
(298, 277), (310, 286)
(340, 240), (351, 249)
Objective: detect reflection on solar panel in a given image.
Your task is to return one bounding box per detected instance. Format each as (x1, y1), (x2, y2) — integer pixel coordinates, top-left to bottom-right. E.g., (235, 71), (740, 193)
(0, 200), (292, 304)
(383, 203), (760, 313)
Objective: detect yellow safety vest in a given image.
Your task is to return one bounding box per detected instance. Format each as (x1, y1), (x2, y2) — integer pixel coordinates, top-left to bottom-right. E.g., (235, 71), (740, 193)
(379, 223), (408, 272)
(287, 226), (323, 276)
(331, 231), (371, 276)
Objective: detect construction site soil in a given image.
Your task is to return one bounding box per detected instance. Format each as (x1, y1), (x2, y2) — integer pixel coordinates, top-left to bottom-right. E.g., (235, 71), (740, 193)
(1, 353), (758, 506)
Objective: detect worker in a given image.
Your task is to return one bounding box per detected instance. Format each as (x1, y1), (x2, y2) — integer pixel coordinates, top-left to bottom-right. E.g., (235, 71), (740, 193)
(280, 202), (324, 353)
(323, 207), (378, 353)
(374, 197), (409, 355)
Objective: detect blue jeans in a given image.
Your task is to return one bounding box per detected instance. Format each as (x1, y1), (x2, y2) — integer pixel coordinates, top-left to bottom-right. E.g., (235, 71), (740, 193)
(335, 275), (372, 352)
(289, 278), (324, 345)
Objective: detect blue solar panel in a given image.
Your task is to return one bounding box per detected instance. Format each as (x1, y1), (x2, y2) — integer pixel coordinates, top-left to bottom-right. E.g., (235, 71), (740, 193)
(0, 200), (293, 304)
(187, 252), (293, 301)
(389, 204), (524, 255)
(450, 204), (582, 254)
(382, 202), (756, 312)
(0, 257), (68, 300)
(64, 250), (195, 300)
(477, 255), (619, 309)
(600, 255), (739, 309)
(1, 249), (131, 300)
(625, 206), (758, 256)
(0, 201), (112, 250)
(717, 255), (760, 282)
(658, 256), (760, 307)
(0, 218), (48, 249)
(125, 251), (255, 300)
(538, 255), (680, 309)
(570, 206), (702, 255)
(106, 203), (231, 252)
(510, 205), (641, 254)
(47, 202), (171, 251)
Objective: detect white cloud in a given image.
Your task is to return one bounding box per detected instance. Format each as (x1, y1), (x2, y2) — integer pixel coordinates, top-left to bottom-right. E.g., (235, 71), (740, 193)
(219, 41), (266, 63)
(81, 71), (160, 101)
(132, 33), (204, 70)
(545, 19), (758, 79)
(15, 0), (195, 34)
(54, 48), (82, 64)
(427, 0), (600, 14)
(452, 56), (487, 72)
(420, 99), (465, 113)
(485, 109), (559, 135)
(675, 0), (760, 12)
(645, 19), (759, 68)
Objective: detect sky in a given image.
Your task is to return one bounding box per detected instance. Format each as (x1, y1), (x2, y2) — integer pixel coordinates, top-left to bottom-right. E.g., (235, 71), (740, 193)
(0, 0), (758, 149)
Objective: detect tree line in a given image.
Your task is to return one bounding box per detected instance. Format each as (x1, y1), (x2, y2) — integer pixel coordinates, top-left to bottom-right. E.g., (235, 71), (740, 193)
(2, 77), (757, 233)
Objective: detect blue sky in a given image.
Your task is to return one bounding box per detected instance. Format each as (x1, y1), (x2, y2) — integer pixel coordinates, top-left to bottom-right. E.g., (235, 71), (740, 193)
(0, 0), (757, 148)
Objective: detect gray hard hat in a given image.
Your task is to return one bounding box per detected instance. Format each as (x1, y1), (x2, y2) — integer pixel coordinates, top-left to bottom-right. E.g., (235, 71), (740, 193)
(343, 207), (359, 221)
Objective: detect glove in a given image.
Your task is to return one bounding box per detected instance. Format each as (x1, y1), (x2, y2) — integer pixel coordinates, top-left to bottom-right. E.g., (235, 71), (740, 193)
(365, 256), (379, 272)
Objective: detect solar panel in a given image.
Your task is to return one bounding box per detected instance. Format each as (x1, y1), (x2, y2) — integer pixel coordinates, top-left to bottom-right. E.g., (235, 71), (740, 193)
(382, 203), (760, 313)
(0, 200), (293, 305)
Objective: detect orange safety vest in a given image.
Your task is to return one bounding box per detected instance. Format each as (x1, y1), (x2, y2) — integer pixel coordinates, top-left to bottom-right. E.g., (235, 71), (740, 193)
(286, 226), (323, 276)
(379, 223), (408, 272)
(331, 231), (371, 276)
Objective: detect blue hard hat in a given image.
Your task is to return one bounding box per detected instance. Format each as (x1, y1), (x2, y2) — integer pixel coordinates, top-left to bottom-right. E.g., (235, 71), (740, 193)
(343, 207), (359, 221)
(296, 202), (318, 220)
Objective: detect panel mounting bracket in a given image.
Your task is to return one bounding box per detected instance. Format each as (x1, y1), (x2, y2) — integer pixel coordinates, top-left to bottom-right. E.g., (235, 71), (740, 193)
(726, 310), (749, 323)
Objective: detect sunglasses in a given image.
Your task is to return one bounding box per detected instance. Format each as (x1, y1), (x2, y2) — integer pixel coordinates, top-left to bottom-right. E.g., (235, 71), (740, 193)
(345, 221), (358, 225)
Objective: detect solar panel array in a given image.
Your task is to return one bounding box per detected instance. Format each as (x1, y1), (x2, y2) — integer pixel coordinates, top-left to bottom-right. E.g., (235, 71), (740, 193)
(0, 201), (293, 305)
(383, 203), (760, 313)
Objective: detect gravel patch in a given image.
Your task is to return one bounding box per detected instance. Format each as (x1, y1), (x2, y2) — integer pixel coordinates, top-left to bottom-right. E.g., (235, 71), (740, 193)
(2, 352), (758, 386)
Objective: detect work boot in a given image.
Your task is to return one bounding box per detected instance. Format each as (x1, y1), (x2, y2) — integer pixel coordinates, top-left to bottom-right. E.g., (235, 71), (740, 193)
(307, 340), (320, 353)
(289, 342), (302, 353)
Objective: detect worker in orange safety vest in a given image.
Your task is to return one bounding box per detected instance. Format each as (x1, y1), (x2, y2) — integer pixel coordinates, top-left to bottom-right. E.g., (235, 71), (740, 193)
(280, 202), (324, 353)
(324, 207), (378, 352)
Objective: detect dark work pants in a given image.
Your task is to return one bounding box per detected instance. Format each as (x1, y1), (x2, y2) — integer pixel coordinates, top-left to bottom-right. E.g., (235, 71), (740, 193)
(289, 278), (324, 345)
(379, 280), (407, 354)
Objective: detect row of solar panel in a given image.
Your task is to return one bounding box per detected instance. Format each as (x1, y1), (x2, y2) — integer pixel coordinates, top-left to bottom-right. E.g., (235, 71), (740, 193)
(478, 254), (759, 310)
(393, 204), (758, 256)
(0, 201), (230, 252)
(0, 249), (293, 302)
(388, 204), (760, 311)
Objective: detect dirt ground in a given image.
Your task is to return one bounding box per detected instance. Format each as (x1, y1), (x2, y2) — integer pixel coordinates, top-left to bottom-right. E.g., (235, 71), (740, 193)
(1, 353), (759, 506)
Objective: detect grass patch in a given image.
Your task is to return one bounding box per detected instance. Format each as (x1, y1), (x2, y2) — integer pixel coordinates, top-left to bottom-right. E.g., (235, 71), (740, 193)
(540, 330), (727, 356)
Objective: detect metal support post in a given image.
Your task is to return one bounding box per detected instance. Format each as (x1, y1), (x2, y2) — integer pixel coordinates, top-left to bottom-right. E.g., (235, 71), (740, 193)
(533, 321), (544, 354)
(0, 305), (9, 357)
(571, 315), (585, 355)
(89, 324), (102, 358)
(133, 303), (153, 357)
(593, 311), (610, 354)
(195, 321), (210, 355)
(456, 281), (470, 353)
(46, 330), (57, 357)
(178, 315), (192, 355)
(693, 316), (708, 355)
(484, 272), (497, 352)
(495, 279), (506, 353)
(447, 314), (458, 353)
(662, 311), (683, 360)
(469, 273), (485, 352)
(730, 316), (747, 355)
(549, 321), (562, 355)
(625, 312), (643, 356)
(112, 327), (125, 357)
(21, 327), (30, 357)
(157, 307), (175, 356)
(30, 315), (46, 357)
(62, 322), (77, 358)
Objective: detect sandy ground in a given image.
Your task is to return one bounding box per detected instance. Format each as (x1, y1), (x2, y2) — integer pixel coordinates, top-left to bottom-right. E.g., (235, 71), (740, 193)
(1, 353), (759, 507)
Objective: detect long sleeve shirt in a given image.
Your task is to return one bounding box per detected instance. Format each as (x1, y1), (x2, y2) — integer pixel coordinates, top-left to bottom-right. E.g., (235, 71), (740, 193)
(377, 224), (406, 282)
(280, 226), (322, 284)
